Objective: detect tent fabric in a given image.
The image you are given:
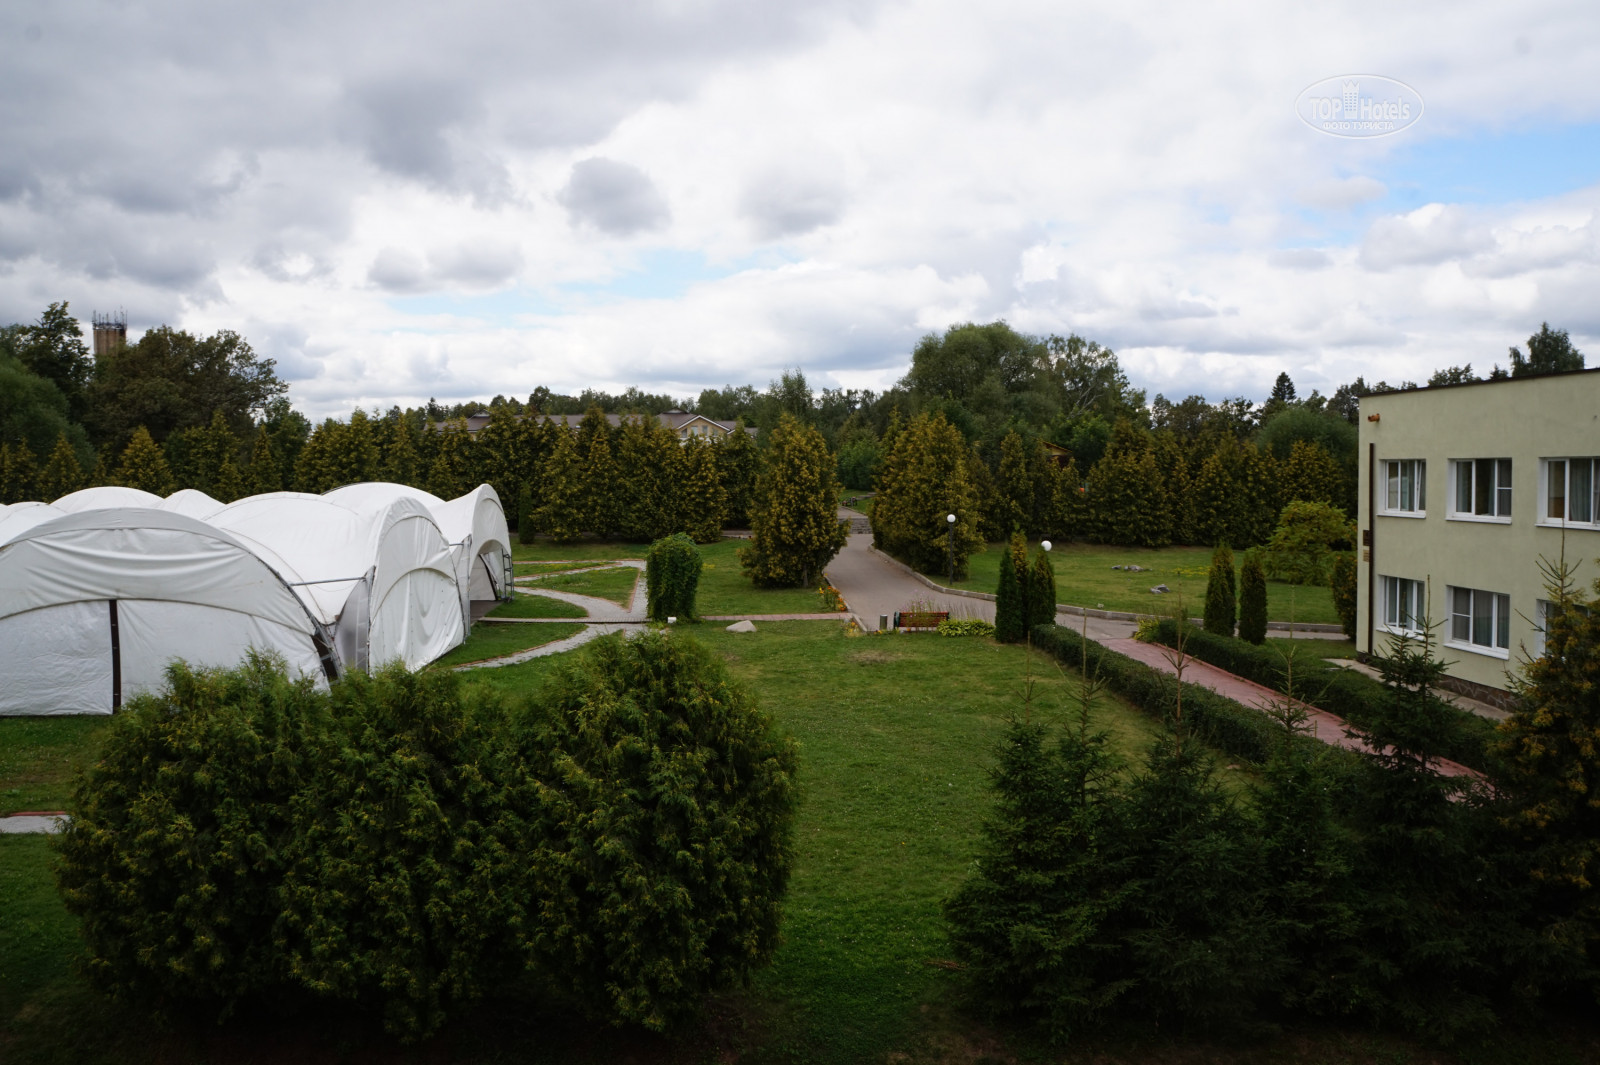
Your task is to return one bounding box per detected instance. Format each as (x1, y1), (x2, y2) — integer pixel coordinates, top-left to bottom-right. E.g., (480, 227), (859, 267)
(209, 492), (463, 671)
(161, 489), (226, 520)
(0, 508), (332, 716)
(323, 483), (511, 631)
(52, 486), (165, 512)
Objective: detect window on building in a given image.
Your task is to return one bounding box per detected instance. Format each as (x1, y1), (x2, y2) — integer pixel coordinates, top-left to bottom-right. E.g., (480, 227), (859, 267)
(1449, 585), (1511, 652)
(1534, 597), (1593, 657)
(1543, 458), (1600, 526)
(1382, 575), (1425, 633)
(1451, 458), (1512, 518)
(1384, 459), (1426, 514)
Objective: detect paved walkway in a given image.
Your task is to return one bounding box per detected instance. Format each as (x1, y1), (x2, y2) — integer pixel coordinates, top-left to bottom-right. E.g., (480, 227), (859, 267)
(0, 813), (66, 834)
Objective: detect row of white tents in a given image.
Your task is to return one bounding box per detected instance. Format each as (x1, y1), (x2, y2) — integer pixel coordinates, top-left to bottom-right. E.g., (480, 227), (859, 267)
(0, 483), (512, 715)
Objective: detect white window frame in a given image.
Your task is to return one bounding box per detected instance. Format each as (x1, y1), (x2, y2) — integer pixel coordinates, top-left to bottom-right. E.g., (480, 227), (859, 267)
(1448, 458), (1513, 523)
(1380, 575), (1426, 635)
(1446, 584), (1511, 658)
(1538, 457), (1600, 530)
(1381, 459), (1426, 517)
(1533, 597), (1593, 658)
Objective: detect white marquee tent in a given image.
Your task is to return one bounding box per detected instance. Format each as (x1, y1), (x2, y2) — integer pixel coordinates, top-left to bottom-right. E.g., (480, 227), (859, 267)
(0, 508), (336, 715)
(208, 492), (465, 673)
(0, 484), (506, 715)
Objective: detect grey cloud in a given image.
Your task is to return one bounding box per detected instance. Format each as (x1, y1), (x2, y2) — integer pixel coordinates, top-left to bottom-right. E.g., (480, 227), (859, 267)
(558, 158), (670, 237)
(343, 77), (479, 187)
(1462, 220), (1599, 279)
(368, 248), (430, 294)
(1360, 205), (1496, 270)
(1269, 248), (1331, 270)
(741, 173), (846, 239)
(368, 241), (524, 294)
(1299, 176), (1386, 211)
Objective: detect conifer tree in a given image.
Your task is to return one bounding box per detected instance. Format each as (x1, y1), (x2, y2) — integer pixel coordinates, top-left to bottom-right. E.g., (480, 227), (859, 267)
(113, 426), (175, 496)
(1084, 445), (1169, 548)
(425, 418), (475, 499)
(994, 533), (1028, 643)
(1203, 543), (1236, 637)
(739, 413), (848, 587)
(868, 411), (908, 549)
(517, 484), (535, 545)
(680, 435), (727, 544)
(1280, 439), (1345, 511)
(534, 427), (585, 543)
(381, 415), (423, 487)
(88, 447), (113, 489)
(1, 441), (39, 503)
(716, 420), (760, 528)
(329, 409), (381, 487)
(1235, 443), (1281, 547)
(1238, 552), (1268, 644)
(246, 431), (282, 495)
(1028, 545), (1058, 632)
(576, 407), (620, 538)
(38, 432), (86, 500)
(1153, 431), (1196, 545)
(1055, 456), (1085, 541)
(615, 416), (682, 542)
(967, 442), (1005, 542)
(1028, 440), (1062, 538)
(995, 431), (1032, 536)
(475, 404), (527, 513)
(1189, 445), (1238, 548)
(293, 419), (334, 493)
(213, 452), (246, 503)
(869, 411), (985, 577)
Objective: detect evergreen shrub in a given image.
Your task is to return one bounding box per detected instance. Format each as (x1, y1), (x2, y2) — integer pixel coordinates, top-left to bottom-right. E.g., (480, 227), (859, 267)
(519, 630), (798, 1030)
(1330, 551), (1357, 639)
(937, 617), (996, 637)
(1202, 544), (1236, 637)
(646, 532), (703, 621)
(1028, 546), (1057, 631)
(994, 535), (1027, 642)
(517, 483), (535, 544)
(1238, 552), (1268, 644)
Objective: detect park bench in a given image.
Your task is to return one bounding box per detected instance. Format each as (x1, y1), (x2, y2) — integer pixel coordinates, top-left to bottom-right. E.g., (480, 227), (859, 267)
(894, 610), (948, 632)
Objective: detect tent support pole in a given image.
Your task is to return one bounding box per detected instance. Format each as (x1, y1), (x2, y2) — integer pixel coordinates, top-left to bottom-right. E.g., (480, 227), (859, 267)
(108, 599), (122, 712)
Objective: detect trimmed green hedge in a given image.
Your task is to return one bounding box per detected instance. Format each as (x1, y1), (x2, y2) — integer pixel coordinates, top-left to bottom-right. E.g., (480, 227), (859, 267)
(1030, 624), (1342, 771)
(1144, 620), (1498, 773)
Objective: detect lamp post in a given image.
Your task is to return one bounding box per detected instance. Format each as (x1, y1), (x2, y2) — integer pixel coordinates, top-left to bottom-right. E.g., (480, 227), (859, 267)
(946, 512), (957, 583)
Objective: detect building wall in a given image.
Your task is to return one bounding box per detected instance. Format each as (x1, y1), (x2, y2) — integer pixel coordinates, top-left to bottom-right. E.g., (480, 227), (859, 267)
(1356, 369), (1600, 696)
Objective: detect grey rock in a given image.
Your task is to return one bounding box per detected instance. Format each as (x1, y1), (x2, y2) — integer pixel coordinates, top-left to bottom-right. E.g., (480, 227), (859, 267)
(725, 619), (758, 633)
(1150, 584), (1170, 594)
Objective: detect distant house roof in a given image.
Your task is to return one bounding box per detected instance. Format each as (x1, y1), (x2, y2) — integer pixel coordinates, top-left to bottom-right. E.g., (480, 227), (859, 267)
(430, 409), (756, 439)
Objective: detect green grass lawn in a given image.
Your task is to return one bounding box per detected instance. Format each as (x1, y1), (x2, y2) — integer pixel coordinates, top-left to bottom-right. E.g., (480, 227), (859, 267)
(0, 718), (111, 814)
(518, 565), (641, 607)
(512, 560), (610, 575)
(428, 621), (589, 669)
(935, 541), (1340, 625)
(488, 593), (590, 619)
(511, 539), (648, 563)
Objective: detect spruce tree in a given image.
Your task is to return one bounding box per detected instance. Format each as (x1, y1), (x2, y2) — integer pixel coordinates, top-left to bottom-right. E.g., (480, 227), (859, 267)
(113, 426), (175, 496)
(535, 427), (586, 544)
(1085, 445), (1169, 548)
(680, 435), (728, 544)
(38, 432), (86, 500)
(1202, 543), (1236, 637)
(716, 420), (760, 528)
(213, 453), (246, 503)
(577, 407), (620, 538)
(968, 442), (1005, 542)
(1189, 446), (1237, 548)
(1153, 431), (1196, 545)
(615, 416), (682, 542)
(475, 404), (527, 512)
(869, 411), (985, 577)
(381, 415), (423, 486)
(1234, 443), (1280, 547)
(331, 409), (381, 487)
(426, 418), (476, 499)
(1, 441), (39, 503)
(294, 420), (340, 493)
(1238, 552), (1268, 644)
(944, 711), (1130, 1040)
(1028, 545), (1058, 632)
(738, 413), (848, 588)
(994, 533), (1027, 643)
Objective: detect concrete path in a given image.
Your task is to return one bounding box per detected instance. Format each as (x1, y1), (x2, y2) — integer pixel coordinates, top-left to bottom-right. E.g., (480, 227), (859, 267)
(0, 813), (66, 834)
(1104, 638), (1476, 777)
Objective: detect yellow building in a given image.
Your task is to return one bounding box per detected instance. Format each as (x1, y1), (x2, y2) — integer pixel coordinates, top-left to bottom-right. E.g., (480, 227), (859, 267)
(1356, 368), (1600, 707)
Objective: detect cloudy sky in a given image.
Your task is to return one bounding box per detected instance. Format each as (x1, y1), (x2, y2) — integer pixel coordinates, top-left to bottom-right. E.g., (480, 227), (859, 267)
(2, 0), (1598, 418)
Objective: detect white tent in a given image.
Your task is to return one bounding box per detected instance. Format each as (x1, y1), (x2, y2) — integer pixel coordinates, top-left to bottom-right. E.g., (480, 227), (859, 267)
(0, 508), (335, 716)
(161, 489), (226, 520)
(52, 486), (165, 512)
(208, 492), (464, 672)
(322, 483), (512, 629)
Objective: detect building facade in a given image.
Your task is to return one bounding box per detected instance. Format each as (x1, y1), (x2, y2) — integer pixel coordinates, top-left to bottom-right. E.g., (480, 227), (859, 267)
(1356, 368), (1600, 705)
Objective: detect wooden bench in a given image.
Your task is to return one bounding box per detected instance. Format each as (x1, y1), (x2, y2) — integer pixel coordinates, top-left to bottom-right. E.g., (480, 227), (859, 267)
(894, 610), (948, 632)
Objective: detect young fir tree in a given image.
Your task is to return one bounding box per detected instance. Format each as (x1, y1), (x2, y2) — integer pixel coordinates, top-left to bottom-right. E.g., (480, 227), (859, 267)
(967, 442), (1005, 543)
(1234, 443), (1281, 548)
(716, 420), (760, 529)
(867, 410), (908, 550)
(332, 409), (381, 487)
(88, 447), (113, 490)
(994, 431), (1032, 536)
(1202, 543), (1236, 637)
(615, 416), (682, 542)
(293, 419), (340, 493)
(1028, 545), (1058, 633)
(1189, 445), (1238, 548)
(1084, 446), (1170, 548)
(994, 533), (1028, 643)
(246, 431), (282, 495)
(1237, 551), (1268, 644)
(38, 432), (86, 501)
(212, 452), (246, 503)
(475, 404), (527, 513)
(944, 700), (1130, 1040)
(381, 414), (423, 487)
(738, 413), (848, 588)
(680, 435), (728, 544)
(1330, 552), (1358, 639)
(535, 426), (586, 544)
(1, 441), (39, 503)
(1153, 431), (1196, 545)
(426, 418), (476, 500)
(1027, 441), (1063, 539)
(113, 426), (175, 496)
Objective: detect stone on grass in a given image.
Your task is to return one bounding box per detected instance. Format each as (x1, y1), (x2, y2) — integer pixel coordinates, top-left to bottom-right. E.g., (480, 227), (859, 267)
(1150, 584), (1170, 594)
(725, 620), (757, 633)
